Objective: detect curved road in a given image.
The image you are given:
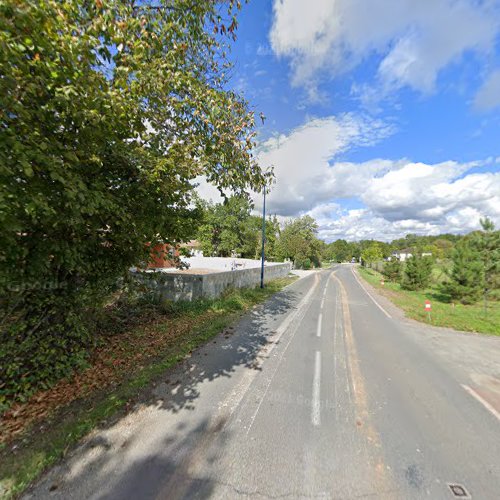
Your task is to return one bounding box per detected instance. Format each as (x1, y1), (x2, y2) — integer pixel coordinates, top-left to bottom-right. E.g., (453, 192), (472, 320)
(26, 265), (500, 499)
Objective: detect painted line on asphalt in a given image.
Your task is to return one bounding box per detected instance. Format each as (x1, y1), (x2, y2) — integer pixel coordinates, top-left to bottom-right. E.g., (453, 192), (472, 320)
(221, 273), (320, 420)
(351, 267), (392, 319)
(316, 313), (323, 338)
(245, 274), (320, 435)
(312, 350), (321, 426)
(461, 384), (500, 422)
(163, 274), (322, 496)
(319, 281), (328, 309)
(332, 285), (338, 410)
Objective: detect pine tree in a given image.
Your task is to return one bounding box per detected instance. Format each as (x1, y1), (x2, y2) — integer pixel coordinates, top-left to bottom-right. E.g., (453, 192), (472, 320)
(445, 241), (484, 304)
(471, 217), (500, 311)
(402, 254), (433, 290)
(382, 258), (401, 282)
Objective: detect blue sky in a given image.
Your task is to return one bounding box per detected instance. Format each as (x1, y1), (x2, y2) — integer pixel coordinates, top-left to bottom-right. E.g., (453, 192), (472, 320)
(200, 0), (500, 241)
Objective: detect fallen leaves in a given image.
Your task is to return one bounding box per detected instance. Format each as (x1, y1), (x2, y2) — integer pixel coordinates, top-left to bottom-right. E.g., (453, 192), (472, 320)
(0, 309), (218, 445)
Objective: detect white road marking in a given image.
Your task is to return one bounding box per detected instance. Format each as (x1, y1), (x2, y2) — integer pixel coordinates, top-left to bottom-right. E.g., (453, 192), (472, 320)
(320, 281), (328, 309)
(332, 286), (338, 412)
(316, 313), (323, 338)
(351, 267), (392, 319)
(462, 384), (500, 422)
(245, 275), (320, 435)
(312, 350), (322, 426)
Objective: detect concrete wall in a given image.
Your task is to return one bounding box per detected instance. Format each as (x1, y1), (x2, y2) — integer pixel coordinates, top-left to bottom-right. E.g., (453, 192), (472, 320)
(180, 256), (265, 270)
(146, 263), (292, 302)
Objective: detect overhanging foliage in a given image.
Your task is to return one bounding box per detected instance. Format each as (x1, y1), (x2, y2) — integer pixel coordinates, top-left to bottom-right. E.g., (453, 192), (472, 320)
(0, 0), (269, 407)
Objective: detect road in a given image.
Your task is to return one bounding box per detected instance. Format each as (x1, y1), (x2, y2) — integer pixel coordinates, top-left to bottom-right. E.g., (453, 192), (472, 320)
(26, 265), (500, 499)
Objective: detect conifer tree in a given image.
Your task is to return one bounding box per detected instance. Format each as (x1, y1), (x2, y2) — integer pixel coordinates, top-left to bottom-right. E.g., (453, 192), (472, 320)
(402, 254), (433, 290)
(445, 241), (483, 304)
(382, 258), (401, 282)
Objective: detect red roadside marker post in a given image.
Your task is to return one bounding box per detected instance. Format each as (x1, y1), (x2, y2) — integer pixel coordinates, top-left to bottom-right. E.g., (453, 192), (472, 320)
(425, 300), (432, 322)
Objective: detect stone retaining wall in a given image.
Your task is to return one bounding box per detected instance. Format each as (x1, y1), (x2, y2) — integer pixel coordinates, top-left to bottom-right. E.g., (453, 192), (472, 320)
(140, 262), (292, 302)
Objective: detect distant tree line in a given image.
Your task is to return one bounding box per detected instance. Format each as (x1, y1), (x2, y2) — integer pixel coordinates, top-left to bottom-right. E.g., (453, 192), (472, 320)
(348, 218), (499, 307)
(322, 233), (462, 265)
(197, 199), (500, 304)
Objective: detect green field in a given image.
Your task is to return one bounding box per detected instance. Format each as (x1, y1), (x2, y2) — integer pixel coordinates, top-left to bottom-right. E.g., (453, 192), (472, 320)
(358, 266), (500, 336)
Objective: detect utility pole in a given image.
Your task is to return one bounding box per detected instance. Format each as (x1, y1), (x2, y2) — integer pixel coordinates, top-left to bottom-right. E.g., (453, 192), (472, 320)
(260, 183), (266, 288)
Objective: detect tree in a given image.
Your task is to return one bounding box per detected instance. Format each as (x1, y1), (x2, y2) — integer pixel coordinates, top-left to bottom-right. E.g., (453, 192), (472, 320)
(382, 258), (401, 282)
(349, 241), (361, 261)
(471, 217), (500, 311)
(433, 238), (454, 259)
(197, 195), (254, 257)
(275, 216), (322, 269)
(360, 243), (383, 268)
(327, 239), (351, 262)
(196, 198), (281, 260)
(0, 0), (269, 404)
(254, 215), (281, 261)
(401, 254), (433, 291)
(445, 241), (484, 304)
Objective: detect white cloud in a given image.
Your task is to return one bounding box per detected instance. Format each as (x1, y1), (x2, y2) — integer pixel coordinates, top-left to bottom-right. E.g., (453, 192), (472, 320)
(270, 0), (500, 102)
(314, 209), (436, 242)
(311, 160), (500, 241)
(193, 176), (224, 203)
(474, 69), (500, 111)
(315, 204), (499, 242)
(254, 113), (395, 214)
(257, 115), (499, 241)
(196, 114), (500, 241)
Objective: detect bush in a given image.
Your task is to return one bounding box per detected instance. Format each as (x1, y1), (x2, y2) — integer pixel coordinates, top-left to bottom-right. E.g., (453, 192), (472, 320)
(295, 257), (312, 270)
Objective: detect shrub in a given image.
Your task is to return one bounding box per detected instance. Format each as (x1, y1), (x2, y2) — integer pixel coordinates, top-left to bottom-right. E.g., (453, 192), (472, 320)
(295, 256), (312, 270)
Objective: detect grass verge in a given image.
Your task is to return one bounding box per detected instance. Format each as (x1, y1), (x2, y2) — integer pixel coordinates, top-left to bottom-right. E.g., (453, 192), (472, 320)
(357, 266), (500, 336)
(0, 276), (297, 499)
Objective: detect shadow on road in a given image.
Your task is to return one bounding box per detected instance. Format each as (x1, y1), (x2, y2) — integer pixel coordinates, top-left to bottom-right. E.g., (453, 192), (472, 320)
(142, 283), (301, 414)
(26, 280), (306, 499)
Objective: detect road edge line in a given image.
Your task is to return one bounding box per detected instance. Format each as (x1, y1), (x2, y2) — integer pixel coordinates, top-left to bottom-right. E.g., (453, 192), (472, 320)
(461, 384), (500, 422)
(351, 266), (392, 319)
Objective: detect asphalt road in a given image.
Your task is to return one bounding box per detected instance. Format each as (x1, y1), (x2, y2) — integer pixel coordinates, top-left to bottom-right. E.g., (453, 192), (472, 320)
(26, 265), (500, 499)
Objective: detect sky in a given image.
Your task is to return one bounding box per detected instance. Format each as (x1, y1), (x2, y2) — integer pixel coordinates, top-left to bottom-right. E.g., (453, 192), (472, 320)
(198, 0), (500, 242)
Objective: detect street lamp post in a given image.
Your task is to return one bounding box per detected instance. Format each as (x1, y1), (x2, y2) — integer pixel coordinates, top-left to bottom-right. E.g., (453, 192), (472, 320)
(260, 183), (266, 288)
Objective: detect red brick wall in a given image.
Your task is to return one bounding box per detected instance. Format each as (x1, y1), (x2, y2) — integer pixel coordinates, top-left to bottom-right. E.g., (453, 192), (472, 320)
(147, 243), (179, 269)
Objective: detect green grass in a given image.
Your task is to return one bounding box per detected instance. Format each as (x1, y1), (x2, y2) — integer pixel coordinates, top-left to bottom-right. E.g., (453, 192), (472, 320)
(358, 266), (500, 336)
(0, 276), (296, 499)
